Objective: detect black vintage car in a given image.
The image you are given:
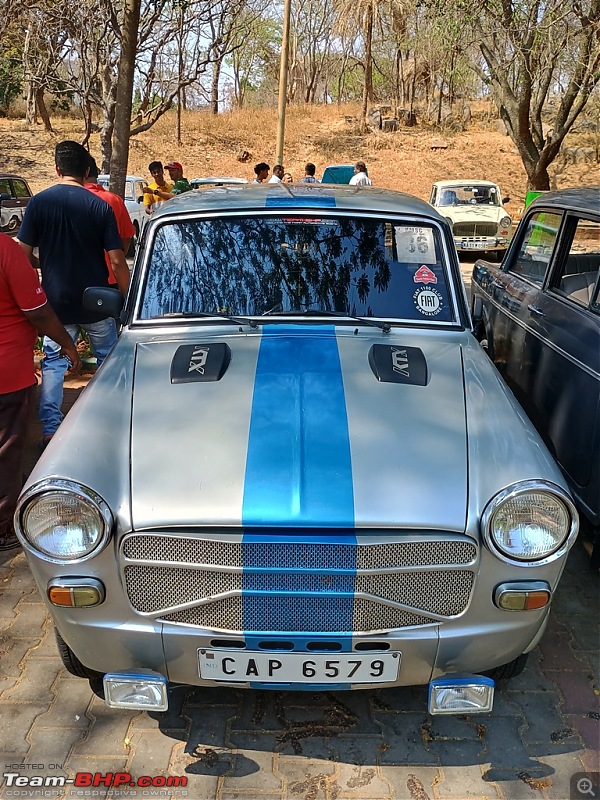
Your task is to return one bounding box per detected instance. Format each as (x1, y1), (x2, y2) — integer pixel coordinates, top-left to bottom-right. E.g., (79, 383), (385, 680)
(471, 187), (600, 566)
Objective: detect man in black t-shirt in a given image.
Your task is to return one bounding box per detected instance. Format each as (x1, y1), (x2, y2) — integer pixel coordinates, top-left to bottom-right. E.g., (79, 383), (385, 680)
(18, 140), (130, 445)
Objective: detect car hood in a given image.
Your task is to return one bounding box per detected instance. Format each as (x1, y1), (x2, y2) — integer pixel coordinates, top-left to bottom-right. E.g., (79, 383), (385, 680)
(130, 327), (468, 531)
(443, 205), (505, 223)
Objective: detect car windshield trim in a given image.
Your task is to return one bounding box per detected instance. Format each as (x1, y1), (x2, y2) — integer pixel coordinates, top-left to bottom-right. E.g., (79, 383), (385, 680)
(130, 209), (462, 328)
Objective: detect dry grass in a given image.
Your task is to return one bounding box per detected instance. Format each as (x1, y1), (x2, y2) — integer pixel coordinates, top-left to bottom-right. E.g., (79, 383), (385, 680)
(0, 102), (597, 209)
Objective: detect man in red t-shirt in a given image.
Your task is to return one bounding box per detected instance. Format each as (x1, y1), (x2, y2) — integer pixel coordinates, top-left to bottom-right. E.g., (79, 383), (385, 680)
(84, 156), (136, 283)
(0, 233), (80, 551)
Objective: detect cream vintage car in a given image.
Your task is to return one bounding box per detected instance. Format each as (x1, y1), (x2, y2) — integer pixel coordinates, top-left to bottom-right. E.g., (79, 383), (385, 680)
(430, 180), (512, 256)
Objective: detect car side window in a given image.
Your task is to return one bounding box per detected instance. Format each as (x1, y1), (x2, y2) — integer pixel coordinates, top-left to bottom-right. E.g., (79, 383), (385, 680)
(507, 211), (562, 285)
(11, 179), (31, 199)
(0, 178), (11, 195)
(552, 218), (600, 312)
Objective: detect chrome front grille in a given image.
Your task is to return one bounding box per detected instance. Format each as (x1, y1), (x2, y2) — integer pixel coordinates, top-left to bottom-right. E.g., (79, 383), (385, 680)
(122, 533), (477, 634)
(454, 222), (498, 238)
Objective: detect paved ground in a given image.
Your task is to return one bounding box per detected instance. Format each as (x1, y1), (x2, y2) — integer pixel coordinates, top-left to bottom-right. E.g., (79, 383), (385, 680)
(1, 270), (598, 800)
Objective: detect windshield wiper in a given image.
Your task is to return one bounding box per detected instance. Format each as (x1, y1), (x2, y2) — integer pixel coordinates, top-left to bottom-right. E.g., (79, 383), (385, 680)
(159, 312), (258, 328)
(272, 309), (391, 333)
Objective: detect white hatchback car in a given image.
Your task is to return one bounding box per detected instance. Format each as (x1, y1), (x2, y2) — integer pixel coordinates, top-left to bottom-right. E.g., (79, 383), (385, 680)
(430, 180), (512, 257)
(98, 175), (148, 256)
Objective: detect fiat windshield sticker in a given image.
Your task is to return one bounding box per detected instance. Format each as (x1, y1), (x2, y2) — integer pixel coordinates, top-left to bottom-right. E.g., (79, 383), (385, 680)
(395, 226), (436, 264)
(414, 265), (438, 284)
(413, 287), (443, 316)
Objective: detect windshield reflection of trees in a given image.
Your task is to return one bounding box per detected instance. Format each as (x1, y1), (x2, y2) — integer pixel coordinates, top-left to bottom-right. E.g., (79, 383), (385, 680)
(141, 217), (401, 319)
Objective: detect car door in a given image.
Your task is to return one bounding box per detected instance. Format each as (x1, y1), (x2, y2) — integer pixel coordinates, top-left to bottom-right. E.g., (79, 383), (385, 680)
(481, 209), (563, 392)
(521, 215), (600, 521)
(0, 176), (20, 234)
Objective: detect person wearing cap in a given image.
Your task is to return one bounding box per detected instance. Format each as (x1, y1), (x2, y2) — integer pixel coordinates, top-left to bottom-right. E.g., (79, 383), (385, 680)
(144, 162), (191, 201)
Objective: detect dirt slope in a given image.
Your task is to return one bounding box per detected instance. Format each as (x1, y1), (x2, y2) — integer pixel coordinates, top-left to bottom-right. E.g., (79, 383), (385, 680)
(1, 103), (596, 211)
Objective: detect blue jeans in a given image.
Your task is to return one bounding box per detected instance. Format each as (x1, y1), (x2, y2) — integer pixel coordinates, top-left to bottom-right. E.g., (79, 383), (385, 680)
(40, 318), (117, 437)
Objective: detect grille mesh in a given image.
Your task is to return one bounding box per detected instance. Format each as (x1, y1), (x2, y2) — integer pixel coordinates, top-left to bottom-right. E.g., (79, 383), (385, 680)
(356, 541), (475, 568)
(355, 571), (473, 615)
(454, 222), (498, 237)
(163, 597), (432, 632)
(124, 565), (242, 613)
(123, 535), (242, 566)
(123, 534), (476, 633)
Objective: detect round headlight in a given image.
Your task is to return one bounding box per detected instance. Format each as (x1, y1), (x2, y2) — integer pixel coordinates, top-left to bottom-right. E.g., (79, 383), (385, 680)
(482, 481), (577, 565)
(499, 216), (512, 228)
(16, 480), (112, 562)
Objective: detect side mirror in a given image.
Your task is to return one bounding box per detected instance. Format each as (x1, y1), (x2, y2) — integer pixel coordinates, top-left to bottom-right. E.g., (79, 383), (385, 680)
(503, 197), (510, 204)
(137, 195), (144, 204)
(83, 286), (124, 320)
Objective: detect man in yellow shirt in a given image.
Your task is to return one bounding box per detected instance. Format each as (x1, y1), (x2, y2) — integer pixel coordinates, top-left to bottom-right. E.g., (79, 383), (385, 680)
(142, 161), (173, 215)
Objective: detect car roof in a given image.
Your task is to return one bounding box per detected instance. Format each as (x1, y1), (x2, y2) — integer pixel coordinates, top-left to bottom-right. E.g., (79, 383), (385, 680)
(150, 183), (440, 220)
(432, 179), (500, 189)
(529, 186), (600, 216)
(98, 174), (146, 182)
(0, 174), (31, 181)
(190, 177), (248, 185)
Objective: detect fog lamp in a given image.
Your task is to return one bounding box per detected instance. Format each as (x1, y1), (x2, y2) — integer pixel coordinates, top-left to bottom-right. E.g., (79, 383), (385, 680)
(103, 673), (168, 711)
(428, 675), (494, 714)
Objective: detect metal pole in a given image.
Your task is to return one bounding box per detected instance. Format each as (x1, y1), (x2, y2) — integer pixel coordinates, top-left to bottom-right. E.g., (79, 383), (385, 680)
(275, 0), (292, 166)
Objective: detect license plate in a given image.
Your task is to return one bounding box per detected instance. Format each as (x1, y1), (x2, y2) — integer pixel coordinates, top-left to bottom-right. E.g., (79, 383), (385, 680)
(198, 649), (400, 684)
(460, 241), (482, 249)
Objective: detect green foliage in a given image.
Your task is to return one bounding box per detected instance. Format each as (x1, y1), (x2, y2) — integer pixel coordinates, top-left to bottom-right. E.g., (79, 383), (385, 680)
(0, 44), (23, 113)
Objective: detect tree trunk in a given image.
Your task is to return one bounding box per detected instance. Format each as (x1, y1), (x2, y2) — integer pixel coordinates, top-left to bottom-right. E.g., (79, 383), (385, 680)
(25, 82), (36, 126)
(361, 2), (374, 128)
(211, 58), (221, 115)
(110, 0), (141, 197)
(36, 88), (53, 132)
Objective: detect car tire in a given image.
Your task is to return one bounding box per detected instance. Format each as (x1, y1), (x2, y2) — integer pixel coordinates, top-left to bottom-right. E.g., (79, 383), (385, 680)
(6, 215), (19, 232)
(127, 221), (139, 258)
(483, 652), (528, 682)
(54, 627), (104, 682)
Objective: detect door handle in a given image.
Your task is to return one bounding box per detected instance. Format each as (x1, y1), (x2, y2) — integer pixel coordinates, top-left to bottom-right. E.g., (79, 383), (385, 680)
(527, 304), (545, 317)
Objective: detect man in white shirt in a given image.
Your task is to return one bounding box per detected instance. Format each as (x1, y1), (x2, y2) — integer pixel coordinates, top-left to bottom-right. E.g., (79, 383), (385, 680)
(349, 161), (372, 186)
(268, 165), (285, 183)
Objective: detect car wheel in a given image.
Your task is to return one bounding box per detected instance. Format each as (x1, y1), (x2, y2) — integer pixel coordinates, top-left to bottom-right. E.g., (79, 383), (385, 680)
(6, 215), (19, 232)
(483, 653), (528, 682)
(54, 627), (104, 682)
(127, 221), (139, 258)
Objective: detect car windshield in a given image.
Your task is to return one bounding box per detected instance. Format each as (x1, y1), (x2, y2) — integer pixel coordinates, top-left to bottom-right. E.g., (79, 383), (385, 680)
(138, 214), (456, 324)
(438, 186), (500, 207)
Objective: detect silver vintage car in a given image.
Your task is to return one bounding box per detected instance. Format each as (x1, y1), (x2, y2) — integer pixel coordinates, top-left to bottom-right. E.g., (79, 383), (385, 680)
(15, 185), (578, 714)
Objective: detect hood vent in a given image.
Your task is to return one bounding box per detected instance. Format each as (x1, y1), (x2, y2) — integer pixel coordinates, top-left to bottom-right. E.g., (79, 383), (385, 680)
(368, 344), (428, 386)
(170, 342), (231, 384)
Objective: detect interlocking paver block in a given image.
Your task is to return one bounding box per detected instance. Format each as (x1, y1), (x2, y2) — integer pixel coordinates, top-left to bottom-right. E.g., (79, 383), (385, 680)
(4, 601), (47, 641)
(435, 764), (500, 799)
(37, 677), (98, 728)
(374, 713), (438, 766)
(3, 656), (62, 703)
(550, 671), (600, 715)
(26, 726), (86, 769)
(222, 749), (283, 793)
(379, 765), (441, 800)
(277, 756), (337, 800)
(70, 701), (135, 757)
(0, 703), (50, 753)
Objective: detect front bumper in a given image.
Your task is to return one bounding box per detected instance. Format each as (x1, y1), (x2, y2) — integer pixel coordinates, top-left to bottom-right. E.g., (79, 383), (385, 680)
(455, 237), (509, 252)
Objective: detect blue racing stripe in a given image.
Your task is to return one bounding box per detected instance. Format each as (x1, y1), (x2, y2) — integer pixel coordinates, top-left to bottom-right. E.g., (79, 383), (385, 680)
(242, 325), (356, 654)
(265, 195), (336, 208)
